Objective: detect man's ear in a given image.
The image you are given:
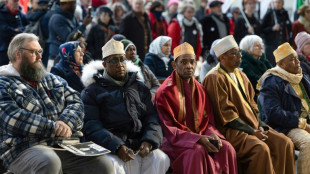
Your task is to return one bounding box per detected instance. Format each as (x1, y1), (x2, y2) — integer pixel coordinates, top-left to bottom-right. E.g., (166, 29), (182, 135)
(102, 61), (107, 68)
(14, 50), (21, 61)
(171, 61), (176, 69)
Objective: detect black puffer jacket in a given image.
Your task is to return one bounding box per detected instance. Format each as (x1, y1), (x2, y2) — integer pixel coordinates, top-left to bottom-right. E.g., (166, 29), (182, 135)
(80, 61), (162, 154)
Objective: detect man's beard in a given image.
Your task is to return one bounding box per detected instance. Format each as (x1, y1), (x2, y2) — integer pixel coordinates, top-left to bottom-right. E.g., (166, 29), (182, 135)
(20, 56), (46, 81)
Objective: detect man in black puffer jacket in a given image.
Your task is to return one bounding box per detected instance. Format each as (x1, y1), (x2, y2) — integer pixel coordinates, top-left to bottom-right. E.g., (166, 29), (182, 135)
(80, 39), (170, 174)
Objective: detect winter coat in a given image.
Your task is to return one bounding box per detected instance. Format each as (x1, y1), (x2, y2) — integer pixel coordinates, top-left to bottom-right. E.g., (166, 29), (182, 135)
(261, 9), (291, 46)
(137, 61), (160, 95)
(86, 23), (118, 60)
(51, 59), (85, 93)
(0, 4), (28, 65)
(80, 61), (163, 154)
(119, 11), (152, 61)
(297, 51), (310, 80)
(240, 51), (272, 96)
(168, 14), (203, 59)
(48, 7), (86, 60)
(0, 64), (84, 168)
(148, 12), (168, 40)
(258, 74), (310, 135)
(234, 14), (261, 44)
(200, 13), (230, 55)
(144, 53), (174, 80)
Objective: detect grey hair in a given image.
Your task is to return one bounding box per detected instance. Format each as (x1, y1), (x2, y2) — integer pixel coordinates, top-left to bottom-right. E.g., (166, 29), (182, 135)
(7, 33), (39, 63)
(180, 4), (195, 14)
(239, 35), (263, 52)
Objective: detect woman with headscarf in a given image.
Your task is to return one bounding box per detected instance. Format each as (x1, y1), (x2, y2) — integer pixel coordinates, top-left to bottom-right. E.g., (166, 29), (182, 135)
(51, 41), (85, 93)
(144, 36), (174, 80)
(86, 5), (118, 60)
(121, 39), (160, 100)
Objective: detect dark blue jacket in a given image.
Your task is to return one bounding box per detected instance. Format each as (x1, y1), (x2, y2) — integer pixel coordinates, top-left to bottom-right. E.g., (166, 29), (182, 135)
(50, 60), (84, 93)
(0, 4), (28, 65)
(144, 52), (173, 80)
(258, 74), (310, 134)
(48, 7), (85, 60)
(80, 61), (162, 154)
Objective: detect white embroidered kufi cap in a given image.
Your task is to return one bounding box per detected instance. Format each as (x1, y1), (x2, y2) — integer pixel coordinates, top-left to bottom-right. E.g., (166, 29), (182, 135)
(102, 39), (125, 59)
(213, 35), (238, 57)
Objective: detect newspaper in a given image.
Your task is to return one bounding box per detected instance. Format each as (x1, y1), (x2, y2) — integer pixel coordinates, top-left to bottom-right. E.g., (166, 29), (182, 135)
(58, 141), (111, 156)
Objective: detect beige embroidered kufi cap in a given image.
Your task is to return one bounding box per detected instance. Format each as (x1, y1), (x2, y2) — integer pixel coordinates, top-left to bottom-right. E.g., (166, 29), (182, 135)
(213, 35), (238, 57)
(102, 39), (125, 59)
(173, 42), (195, 60)
(273, 42), (296, 63)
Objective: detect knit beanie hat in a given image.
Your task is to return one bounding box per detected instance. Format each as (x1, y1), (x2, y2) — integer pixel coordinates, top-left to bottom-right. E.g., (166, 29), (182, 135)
(121, 39), (136, 52)
(168, 0), (178, 7)
(295, 31), (310, 51)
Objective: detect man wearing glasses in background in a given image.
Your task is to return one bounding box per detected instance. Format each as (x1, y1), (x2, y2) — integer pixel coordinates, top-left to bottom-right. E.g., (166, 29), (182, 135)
(202, 35), (295, 174)
(0, 33), (115, 173)
(80, 38), (170, 174)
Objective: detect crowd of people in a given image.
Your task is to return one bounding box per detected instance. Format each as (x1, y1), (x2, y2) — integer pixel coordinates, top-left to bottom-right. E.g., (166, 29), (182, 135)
(1, 0), (310, 173)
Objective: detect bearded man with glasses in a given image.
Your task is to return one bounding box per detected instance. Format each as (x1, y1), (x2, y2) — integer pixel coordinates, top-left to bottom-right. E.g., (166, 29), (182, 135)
(0, 33), (115, 173)
(80, 38), (170, 174)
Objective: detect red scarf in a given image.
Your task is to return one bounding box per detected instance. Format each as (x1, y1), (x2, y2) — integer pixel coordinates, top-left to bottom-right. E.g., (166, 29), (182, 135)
(5, 4), (18, 15)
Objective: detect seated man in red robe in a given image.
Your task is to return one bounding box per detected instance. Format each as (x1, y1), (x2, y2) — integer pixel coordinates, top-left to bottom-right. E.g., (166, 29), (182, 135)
(155, 42), (238, 174)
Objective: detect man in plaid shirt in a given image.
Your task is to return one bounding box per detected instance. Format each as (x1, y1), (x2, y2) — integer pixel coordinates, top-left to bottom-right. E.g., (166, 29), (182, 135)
(0, 33), (114, 174)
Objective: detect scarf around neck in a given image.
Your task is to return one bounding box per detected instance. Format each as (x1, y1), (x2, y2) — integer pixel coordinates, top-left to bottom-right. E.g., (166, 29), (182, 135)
(257, 65), (303, 90)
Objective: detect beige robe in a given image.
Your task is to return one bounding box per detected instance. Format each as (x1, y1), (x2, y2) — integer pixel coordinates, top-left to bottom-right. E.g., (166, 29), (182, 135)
(203, 64), (295, 174)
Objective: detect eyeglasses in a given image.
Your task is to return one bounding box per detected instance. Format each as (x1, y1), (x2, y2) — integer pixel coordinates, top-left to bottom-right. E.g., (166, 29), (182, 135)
(20, 48), (43, 56)
(105, 57), (127, 66)
(226, 49), (242, 56)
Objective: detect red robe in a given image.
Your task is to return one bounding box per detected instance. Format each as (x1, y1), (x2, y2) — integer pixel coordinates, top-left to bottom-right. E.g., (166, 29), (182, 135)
(155, 71), (238, 174)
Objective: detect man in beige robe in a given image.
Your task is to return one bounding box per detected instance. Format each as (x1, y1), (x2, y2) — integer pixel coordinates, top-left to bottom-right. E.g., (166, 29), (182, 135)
(202, 35), (295, 174)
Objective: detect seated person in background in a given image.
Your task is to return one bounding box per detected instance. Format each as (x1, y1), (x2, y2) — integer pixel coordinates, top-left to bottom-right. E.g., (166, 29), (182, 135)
(81, 39), (170, 174)
(295, 31), (310, 78)
(203, 35), (295, 174)
(51, 41), (85, 93)
(144, 36), (174, 80)
(121, 39), (160, 100)
(0, 33), (114, 173)
(239, 35), (272, 99)
(199, 39), (219, 82)
(54, 30), (93, 66)
(155, 42), (238, 174)
(258, 42), (310, 174)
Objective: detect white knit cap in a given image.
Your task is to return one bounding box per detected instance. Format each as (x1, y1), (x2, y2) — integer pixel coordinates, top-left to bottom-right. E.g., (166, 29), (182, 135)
(102, 39), (125, 59)
(213, 35), (238, 57)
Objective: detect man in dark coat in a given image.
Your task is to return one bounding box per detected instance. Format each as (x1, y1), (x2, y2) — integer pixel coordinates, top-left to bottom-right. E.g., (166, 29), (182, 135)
(119, 0), (152, 61)
(0, 0), (28, 66)
(81, 39), (169, 174)
(200, 0), (230, 57)
(47, 0), (92, 69)
(261, 0), (291, 66)
(258, 42), (310, 174)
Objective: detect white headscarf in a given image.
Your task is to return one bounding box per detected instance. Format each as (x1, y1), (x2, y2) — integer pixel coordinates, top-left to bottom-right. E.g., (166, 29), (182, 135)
(149, 36), (172, 68)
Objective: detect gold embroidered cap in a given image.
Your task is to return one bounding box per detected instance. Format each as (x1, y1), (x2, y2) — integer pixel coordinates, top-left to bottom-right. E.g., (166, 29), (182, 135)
(173, 42), (195, 60)
(213, 35), (238, 57)
(102, 38), (125, 59)
(273, 42), (295, 63)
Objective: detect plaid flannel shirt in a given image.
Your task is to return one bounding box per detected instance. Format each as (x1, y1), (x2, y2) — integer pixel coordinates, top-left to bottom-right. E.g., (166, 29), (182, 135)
(0, 65), (84, 168)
